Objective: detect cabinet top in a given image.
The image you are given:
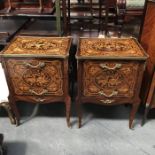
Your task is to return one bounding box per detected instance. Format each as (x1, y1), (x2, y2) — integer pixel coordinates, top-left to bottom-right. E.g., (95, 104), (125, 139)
(76, 37), (148, 60)
(1, 36), (72, 58)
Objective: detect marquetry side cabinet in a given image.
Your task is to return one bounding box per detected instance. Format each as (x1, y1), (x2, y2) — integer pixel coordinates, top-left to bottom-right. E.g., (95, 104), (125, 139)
(0, 36), (72, 127)
(76, 37), (148, 129)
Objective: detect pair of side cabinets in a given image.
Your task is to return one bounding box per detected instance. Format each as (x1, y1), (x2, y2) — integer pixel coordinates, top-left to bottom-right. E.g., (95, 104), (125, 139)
(0, 36), (148, 129)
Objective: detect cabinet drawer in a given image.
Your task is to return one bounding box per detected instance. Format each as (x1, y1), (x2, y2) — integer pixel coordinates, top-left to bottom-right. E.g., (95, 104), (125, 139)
(6, 59), (64, 96)
(83, 61), (139, 98)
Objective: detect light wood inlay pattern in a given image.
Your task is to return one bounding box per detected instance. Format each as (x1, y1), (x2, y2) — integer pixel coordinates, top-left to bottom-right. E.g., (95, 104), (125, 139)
(83, 61), (139, 98)
(6, 59), (63, 96)
(78, 38), (145, 58)
(3, 36), (71, 56)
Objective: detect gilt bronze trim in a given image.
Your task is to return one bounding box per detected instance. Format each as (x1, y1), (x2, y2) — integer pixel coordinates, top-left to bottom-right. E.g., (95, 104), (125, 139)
(0, 102), (17, 125)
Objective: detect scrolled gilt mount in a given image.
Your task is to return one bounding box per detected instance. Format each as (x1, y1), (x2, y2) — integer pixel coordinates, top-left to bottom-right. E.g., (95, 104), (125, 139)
(100, 99), (115, 104)
(0, 102), (18, 125)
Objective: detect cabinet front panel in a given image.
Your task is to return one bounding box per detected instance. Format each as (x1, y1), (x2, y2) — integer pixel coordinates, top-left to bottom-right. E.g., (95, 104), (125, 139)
(83, 61), (139, 98)
(6, 59), (64, 96)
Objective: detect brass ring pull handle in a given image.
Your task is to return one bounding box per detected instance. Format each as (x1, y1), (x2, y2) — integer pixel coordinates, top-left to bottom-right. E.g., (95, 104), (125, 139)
(98, 91), (118, 97)
(100, 64), (122, 70)
(24, 62), (45, 69)
(29, 89), (48, 96)
(100, 99), (115, 104)
(34, 98), (46, 102)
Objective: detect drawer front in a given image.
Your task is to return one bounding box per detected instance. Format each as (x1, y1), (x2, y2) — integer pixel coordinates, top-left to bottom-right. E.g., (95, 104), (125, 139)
(83, 61), (139, 98)
(6, 59), (64, 96)
(17, 96), (63, 104)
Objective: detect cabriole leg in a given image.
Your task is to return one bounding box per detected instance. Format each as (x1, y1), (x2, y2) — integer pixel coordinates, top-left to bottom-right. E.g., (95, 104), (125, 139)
(1, 102), (16, 125)
(65, 96), (71, 127)
(76, 97), (82, 128)
(129, 99), (140, 129)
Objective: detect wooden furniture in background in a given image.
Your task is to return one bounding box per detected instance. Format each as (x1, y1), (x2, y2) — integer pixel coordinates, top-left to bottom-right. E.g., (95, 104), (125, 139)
(76, 37), (148, 129)
(0, 36), (72, 127)
(117, 0), (145, 19)
(139, 0), (155, 104)
(125, 0), (145, 16)
(0, 0), (62, 36)
(3, 0), (54, 14)
(62, 0), (100, 34)
(139, 0), (155, 124)
(62, 0), (119, 35)
(104, 0), (118, 36)
(116, 0), (146, 36)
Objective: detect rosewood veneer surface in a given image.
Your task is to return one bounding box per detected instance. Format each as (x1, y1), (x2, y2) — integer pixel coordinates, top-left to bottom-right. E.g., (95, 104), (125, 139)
(76, 37), (148, 129)
(0, 36), (72, 127)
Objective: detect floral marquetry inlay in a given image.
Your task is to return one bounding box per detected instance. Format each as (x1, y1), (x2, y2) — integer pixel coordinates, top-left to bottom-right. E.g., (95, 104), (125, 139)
(78, 38), (145, 58)
(6, 59), (64, 96)
(3, 36), (71, 56)
(83, 61), (139, 97)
